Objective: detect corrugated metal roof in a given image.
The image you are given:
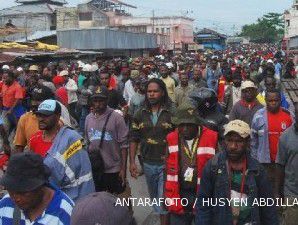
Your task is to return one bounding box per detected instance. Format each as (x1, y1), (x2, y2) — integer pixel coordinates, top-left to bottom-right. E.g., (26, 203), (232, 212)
(57, 28), (157, 50)
(16, 30), (56, 42)
(84, 0), (136, 8)
(0, 4), (62, 16)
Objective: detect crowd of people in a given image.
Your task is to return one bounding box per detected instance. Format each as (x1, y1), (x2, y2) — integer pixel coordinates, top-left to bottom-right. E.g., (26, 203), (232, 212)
(0, 43), (297, 225)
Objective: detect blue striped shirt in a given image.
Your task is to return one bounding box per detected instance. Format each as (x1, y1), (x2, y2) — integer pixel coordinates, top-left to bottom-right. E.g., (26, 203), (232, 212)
(0, 185), (74, 225)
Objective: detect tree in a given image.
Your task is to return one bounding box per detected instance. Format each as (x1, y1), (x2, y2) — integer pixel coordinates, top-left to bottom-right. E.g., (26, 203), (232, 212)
(240, 12), (284, 43)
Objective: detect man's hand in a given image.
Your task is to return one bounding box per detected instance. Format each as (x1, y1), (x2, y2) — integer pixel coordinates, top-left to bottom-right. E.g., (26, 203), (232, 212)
(129, 163), (139, 179)
(119, 168), (126, 186)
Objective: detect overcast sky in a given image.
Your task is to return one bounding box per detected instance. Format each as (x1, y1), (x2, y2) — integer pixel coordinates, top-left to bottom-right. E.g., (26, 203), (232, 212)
(1, 0), (294, 34)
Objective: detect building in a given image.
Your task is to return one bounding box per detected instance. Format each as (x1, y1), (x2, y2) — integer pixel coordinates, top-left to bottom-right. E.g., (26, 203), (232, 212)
(284, 0), (298, 50)
(195, 28), (227, 50)
(115, 16), (194, 52)
(0, 0), (66, 41)
(226, 37), (250, 45)
(57, 27), (157, 57)
(56, 1), (193, 52)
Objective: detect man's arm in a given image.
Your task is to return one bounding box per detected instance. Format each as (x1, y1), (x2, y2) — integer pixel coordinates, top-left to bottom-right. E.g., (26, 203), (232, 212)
(129, 141), (138, 178)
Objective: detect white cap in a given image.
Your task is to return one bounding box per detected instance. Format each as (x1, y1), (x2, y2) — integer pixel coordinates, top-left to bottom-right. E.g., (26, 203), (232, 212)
(166, 62), (174, 69)
(83, 64), (92, 72)
(267, 59), (273, 64)
(58, 70), (69, 77)
(16, 67), (23, 72)
(2, 65), (9, 70)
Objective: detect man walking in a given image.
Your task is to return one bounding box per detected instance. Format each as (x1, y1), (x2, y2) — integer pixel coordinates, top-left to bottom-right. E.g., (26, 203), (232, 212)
(0, 152), (74, 224)
(251, 89), (293, 188)
(165, 104), (218, 224)
(85, 85), (128, 193)
(174, 72), (194, 107)
(276, 102), (298, 225)
(130, 78), (175, 225)
(229, 80), (263, 125)
(30, 99), (94, 201)
(196, 120), (278, 225)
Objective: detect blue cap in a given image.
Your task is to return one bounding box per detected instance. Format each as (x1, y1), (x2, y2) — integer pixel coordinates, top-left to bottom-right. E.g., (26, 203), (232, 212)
(36, 100), (61, 116)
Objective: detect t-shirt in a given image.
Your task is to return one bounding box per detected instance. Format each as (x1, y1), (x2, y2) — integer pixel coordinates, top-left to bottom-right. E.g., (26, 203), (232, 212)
(29, 131), (53, 157)
(1, 81), (24, 108)
(161, 76), (176, 101)
(230, 170), (251, 225)
(0, 184), (74, 225)
(267, 109), (292, 162)
(277, 125), (298, 197)
(56, 87), (68, 106)
(13, 112), (39, 147)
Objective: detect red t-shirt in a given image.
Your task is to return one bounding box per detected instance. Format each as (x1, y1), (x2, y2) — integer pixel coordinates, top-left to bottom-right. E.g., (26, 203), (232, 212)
(29, 131), (53, 157)
(55, 87), (68, 106)
(267, 109), (293, 162)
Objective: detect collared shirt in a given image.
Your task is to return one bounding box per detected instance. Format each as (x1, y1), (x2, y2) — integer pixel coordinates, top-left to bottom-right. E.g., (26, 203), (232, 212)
(130, 103), (175, 164)
(0, 184), (74, 225)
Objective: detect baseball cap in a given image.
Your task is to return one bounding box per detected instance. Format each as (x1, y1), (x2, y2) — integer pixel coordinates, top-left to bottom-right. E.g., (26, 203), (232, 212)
(241, 80), (257, 91)
(71, 192), (134, 225)
(224, 120), (250, 138)
(91, 85), (109, 99)
(2, 65), (9, 70)
(0, 152), (51, 192)
(29, 65), (38, 71)
(52, 76), (65, 85)
(36, 99), (61, 116)
(58, 70), (69, 77)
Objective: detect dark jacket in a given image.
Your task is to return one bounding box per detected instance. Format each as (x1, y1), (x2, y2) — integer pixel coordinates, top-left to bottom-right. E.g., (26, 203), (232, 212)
(129, 102), (175, 164)
(196, 151), (278, 225)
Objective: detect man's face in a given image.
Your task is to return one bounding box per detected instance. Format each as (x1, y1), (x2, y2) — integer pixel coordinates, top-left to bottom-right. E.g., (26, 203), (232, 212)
(42, 68), (51, 78)
(147, 82), (164, 105)
(266, 92), (281, 113)
(242, 87), (257, 102)
(211, 61), (217, 70)
(224, 132), (248, 162)
(36, 113), (60, 130)
(2, 73), (13, 85)
(100, 73), (110, 87)
(264, 77), (276, 90)
(178, 123), (198, 140)
(180, 74), (188, 86)
(201, 63), (206, 69)
(92, 97), (108, 114)
(8, 187), (44, 211)
(159, 66), (169, 78)
(232, 77), (242, 88)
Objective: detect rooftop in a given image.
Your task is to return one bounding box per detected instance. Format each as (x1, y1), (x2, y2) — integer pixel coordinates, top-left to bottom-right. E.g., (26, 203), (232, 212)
(16, 0), (67, 5)
(0, 3), (62, 16)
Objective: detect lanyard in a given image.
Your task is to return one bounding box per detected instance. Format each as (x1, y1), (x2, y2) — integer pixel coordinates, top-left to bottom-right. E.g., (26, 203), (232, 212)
(182, 127), (201, 162)
(228, 158), (247, 225)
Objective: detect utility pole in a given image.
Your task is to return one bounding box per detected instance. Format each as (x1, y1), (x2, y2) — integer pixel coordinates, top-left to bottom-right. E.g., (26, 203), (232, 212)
(152, 9), (155, 33)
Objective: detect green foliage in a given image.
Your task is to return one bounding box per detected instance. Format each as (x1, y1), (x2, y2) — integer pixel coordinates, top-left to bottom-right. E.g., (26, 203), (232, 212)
(240, 12), (284, 43)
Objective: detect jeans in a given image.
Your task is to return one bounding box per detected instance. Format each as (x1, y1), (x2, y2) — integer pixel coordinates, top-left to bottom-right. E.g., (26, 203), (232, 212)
(143, 162), (167, 214)
(78, 106), (89, 134)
